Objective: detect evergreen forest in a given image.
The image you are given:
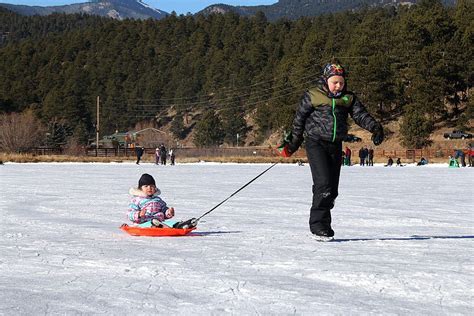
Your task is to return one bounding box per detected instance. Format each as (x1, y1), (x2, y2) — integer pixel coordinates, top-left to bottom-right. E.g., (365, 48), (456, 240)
(0, 0), (472, 149)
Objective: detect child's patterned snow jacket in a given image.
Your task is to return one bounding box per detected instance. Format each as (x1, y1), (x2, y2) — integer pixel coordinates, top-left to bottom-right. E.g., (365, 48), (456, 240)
(127, 188), (173, 224)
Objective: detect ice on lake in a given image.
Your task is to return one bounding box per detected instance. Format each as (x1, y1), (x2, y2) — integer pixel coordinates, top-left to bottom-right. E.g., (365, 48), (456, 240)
(1, 162), (473, 315)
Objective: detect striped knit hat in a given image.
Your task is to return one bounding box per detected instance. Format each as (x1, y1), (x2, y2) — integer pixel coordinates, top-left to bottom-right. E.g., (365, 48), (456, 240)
(322, 63), (345, 79)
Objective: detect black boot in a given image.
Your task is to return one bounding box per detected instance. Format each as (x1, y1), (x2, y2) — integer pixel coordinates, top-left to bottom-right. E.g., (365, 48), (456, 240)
(151, 219), (171, 228)
(173, 218), (198, 229)
(311, 229), (335, 241)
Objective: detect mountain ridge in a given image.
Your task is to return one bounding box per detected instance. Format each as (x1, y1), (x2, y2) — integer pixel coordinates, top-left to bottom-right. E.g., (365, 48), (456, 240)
(199, 0), (457, 21)
(0, 0), (168, 20)
(0, 0), (458, 21)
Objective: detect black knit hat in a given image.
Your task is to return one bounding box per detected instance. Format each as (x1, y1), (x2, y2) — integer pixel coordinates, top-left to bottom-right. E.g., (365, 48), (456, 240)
(138, 173), (156, 188)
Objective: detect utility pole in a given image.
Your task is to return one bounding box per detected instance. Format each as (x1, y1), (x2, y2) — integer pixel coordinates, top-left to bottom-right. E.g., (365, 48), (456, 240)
(96, 96), (100, 156)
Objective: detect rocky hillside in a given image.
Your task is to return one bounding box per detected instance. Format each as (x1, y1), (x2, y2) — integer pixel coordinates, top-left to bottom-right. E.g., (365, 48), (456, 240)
(199, 0), (457, 21)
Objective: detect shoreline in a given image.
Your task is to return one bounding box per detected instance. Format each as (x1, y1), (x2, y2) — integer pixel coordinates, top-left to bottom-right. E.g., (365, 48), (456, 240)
(0, 153), (461, 165)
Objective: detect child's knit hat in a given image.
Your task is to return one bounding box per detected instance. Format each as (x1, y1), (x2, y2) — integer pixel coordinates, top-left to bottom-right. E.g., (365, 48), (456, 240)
(138, 173), (156, 188)
(322, 63), (345, 79)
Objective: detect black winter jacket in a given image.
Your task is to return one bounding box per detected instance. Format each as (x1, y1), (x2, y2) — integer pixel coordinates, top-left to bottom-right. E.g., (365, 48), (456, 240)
(290, 80), (381, 150)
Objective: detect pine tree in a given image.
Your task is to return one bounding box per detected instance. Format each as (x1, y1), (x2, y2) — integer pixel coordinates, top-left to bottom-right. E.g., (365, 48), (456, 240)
(220, 96), (248, 146)
(170, 113), (185, 140)
(193, 110), (224, 147)
(400, 104), (434, 149)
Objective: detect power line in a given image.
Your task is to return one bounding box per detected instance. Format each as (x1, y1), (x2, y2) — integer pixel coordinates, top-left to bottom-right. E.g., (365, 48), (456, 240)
(115, 73), (319, 111)
(126, 81), (310, 119)
(105, 55), (329, 104)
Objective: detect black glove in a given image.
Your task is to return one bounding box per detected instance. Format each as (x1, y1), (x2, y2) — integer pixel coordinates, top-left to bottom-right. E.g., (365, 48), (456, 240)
(343, 134), (362, 143)
(372, 126), (384, 146)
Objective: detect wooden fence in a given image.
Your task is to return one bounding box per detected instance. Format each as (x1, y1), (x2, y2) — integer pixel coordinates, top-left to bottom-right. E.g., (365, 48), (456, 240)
(24, 147), (64, 155)
(83, 147), (284, 158)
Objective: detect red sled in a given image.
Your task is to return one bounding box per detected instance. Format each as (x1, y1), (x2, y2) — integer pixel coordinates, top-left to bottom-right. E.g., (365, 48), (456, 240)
(120, 223), (196, 237)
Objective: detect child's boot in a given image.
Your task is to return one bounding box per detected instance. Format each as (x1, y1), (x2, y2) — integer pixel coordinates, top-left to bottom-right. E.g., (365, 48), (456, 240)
(173, 218), (198, 229)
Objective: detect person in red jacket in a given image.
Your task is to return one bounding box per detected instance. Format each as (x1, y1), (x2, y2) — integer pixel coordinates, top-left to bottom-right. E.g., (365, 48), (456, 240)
(468, 144), (473, 167)
(344, 146), (352, 166)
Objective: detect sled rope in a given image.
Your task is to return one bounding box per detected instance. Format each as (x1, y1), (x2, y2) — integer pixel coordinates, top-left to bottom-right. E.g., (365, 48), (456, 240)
(196, 162), (278, 221)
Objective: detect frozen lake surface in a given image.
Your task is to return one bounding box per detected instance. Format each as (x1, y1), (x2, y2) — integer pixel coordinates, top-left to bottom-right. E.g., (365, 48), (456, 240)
(1, 162), (473, 315)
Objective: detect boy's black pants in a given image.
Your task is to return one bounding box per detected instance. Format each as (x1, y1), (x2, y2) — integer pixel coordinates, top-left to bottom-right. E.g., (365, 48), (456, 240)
(305, 138), (342, 233)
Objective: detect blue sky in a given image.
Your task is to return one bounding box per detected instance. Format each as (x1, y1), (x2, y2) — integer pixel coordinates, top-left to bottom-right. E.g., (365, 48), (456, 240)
(0, 1), (278, 14)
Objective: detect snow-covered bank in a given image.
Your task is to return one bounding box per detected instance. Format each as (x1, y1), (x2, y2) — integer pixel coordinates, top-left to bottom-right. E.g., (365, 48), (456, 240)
(1, 163), (473, 314)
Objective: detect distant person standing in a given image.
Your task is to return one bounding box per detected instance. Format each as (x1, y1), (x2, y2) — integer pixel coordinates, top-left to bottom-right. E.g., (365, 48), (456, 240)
(468, 144), (473, 167)
(159, 144), (167, 165)
(367, 147), (374, 166)
(169, 148), (176, 165)
(454, 149), (466, 167)
(359, 147), (367, 166)
(344, 146), (351, 166)
(135, 145), (144, 165)
(155, 148), (160, 165)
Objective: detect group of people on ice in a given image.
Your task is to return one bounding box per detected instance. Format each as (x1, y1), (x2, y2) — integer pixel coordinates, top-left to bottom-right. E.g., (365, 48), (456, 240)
(384, 157), (405, 167)
(154, 144), (175, 166)
(448, 146), (473, 168)
(357, 146), (375, 166)
(134, 143), (176, 165)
